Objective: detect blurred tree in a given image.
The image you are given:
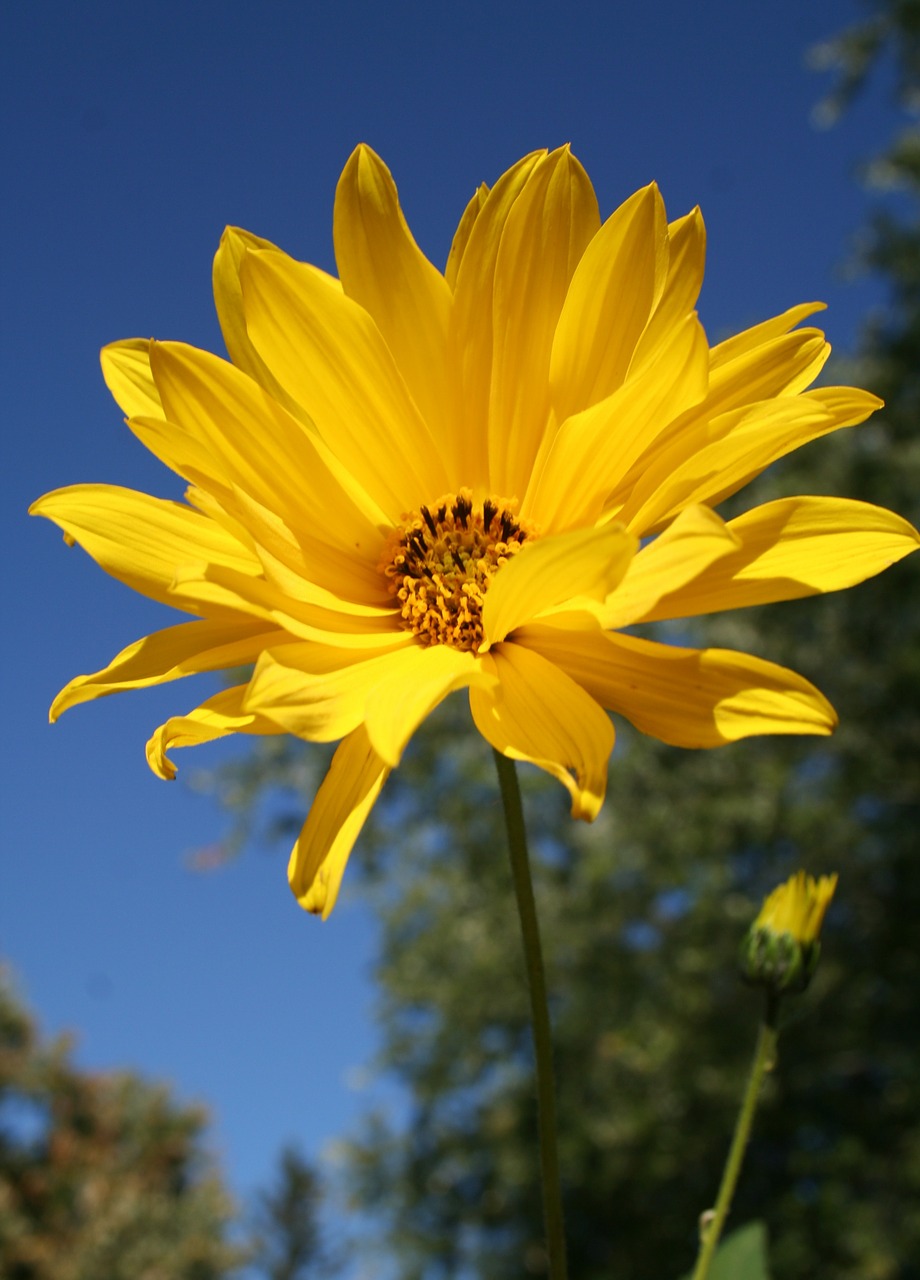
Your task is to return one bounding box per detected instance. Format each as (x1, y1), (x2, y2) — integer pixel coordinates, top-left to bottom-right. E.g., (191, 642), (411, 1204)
(250, 1144), (331, 1280)
(201, 6), (920, 1278)
(0, 967), (244, 1279)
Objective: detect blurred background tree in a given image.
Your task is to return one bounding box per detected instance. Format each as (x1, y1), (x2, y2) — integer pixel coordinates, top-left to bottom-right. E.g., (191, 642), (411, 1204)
(0, 967), (242, 1279)
(0, 971), (333, 1280)
(250, 1144), (333, 1280)
(201, 3), (920, 1277)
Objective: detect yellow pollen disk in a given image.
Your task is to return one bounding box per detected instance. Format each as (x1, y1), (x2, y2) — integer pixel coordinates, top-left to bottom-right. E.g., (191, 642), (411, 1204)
(380, 491), (535, 651)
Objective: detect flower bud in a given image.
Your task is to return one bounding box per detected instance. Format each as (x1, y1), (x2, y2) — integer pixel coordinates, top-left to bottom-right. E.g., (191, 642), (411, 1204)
(740, 871), (837, 995)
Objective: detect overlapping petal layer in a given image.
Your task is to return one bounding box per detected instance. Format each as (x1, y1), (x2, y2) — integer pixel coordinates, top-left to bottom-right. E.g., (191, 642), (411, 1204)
(32, 143), (918, 915)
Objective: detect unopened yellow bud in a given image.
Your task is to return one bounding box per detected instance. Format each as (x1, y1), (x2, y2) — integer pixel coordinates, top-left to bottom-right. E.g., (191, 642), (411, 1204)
(740, 872), (837, 995)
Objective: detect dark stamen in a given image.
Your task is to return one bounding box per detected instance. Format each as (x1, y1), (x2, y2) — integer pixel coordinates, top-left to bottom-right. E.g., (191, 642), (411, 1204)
(421, 506), (438, 537)
(453, 494), (472, 526)
(483, 499), (497, 532)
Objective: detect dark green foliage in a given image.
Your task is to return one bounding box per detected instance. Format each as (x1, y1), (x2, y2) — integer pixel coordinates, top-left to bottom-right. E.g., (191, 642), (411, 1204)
(682, 1223), (771, 1280)
(251, 1145), (330, 1280)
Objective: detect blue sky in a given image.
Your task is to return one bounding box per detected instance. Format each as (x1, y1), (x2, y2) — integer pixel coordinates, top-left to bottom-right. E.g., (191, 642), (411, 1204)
(1, 0), (904, 1267)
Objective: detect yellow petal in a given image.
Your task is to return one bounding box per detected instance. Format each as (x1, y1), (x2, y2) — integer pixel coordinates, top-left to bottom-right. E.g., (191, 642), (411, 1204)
(148, 340), (382, 560)
(705, 328), (830, 415)
(709, 301), (826, 368)
(638, 496), (920, 621)
(363, 644), (497, 766)
(606, 327), (835, 520)
(334, 145), (453, 441)
(227, 483), (390, 611)
(598, 504), (741, 629)
(488, 147), (601, 498)
(212, 225), (298, 399)
(127, 413), (219, 486)
(445, 181), (489, 290)
(482, 523), (636, 645)
(627, 207), (706, 376)
(470, 644), (614, 820)
(521, 624), (837, 746)
(166, 559), (396, 641)
(449, 151), (545, 488)
(213, 228), (388, 525)
(50, 617), (281, 721)
(146, 685), (280, 781)
(240, 248), (448, 518)
(622, 385), (882, 534)
(100, 340), (163, 418)
(550, 182), (668, 423)
(525, 312), (709, 532)
(245, 640), (491, 767)
(243, 639), (415, 745)
(288, 726), (389, 918)
(30, 484), (261, 613)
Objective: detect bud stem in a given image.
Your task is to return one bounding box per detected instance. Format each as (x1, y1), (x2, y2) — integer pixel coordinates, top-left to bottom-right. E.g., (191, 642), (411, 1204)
(691, 992), (780, 1280)
(493, 749), (568, 1280)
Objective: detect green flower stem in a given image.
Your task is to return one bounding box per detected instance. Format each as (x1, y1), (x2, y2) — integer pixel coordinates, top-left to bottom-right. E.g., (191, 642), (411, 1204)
(493, 749), (568, 1280)
(691, 993), (780, 1280)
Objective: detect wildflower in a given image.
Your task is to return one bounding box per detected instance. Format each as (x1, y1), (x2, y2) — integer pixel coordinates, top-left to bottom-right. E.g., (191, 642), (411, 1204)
(31, 146), (919, 916)
(740, 871), (838, 993)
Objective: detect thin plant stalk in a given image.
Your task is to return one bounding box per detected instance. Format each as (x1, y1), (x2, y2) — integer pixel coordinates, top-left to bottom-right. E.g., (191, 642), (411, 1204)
(691, 993), (780, 1280)
(493, 748), (568, 1280)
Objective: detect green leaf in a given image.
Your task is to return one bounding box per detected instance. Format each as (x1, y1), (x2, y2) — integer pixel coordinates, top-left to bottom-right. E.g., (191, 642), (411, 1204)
(682, 1221), (771, 1280)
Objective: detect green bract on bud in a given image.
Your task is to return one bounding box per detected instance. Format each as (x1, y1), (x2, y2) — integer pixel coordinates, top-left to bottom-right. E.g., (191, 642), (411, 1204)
(740, 871), (837, 996)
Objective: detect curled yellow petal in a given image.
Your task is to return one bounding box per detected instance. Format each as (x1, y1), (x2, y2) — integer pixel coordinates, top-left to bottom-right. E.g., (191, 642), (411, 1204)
(146, 685), (280, 781)
(51, 617), (282, 722)
(470, 644), (614, 820)
(288, 726), (389, 918)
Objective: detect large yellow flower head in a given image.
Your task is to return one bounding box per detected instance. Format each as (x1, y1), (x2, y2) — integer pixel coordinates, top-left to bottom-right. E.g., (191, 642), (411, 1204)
(32, 146), (919, 917)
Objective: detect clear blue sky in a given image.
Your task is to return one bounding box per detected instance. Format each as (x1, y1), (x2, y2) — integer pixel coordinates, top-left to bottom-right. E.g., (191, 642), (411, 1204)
(1, 0), (903, 1266)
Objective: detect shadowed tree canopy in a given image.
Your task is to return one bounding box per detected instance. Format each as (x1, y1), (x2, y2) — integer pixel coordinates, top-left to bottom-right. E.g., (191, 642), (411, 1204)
(251, 1143), (333, 1280)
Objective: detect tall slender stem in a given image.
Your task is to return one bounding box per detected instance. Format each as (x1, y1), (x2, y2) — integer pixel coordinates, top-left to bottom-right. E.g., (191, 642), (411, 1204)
(691, 993), (780, 1280)
(493, 749), (568, 1280)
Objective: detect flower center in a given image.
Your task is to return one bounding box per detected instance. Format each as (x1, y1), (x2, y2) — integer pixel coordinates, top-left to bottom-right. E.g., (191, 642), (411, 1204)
(380, 490), (533, 651)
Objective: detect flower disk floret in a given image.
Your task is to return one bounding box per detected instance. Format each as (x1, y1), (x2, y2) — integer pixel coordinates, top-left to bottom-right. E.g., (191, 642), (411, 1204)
(380, 491), (534, 651)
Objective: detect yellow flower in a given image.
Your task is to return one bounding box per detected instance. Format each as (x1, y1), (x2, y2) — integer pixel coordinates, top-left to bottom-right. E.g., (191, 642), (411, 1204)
(753, 870), (838, 945)
(741, 871), (838, 993)
(31, 146), (920, 917)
